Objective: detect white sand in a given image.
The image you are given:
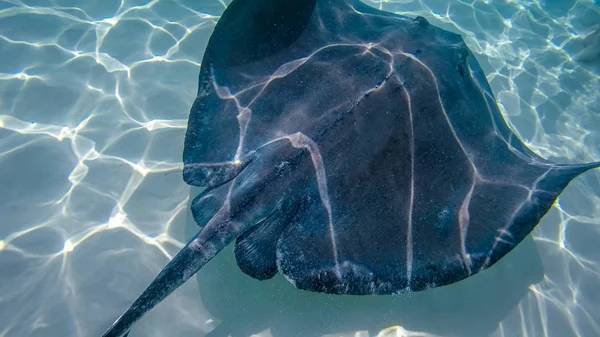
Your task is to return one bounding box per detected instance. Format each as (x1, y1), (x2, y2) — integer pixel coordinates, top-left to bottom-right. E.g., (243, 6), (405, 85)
(0, 0), (598, 336)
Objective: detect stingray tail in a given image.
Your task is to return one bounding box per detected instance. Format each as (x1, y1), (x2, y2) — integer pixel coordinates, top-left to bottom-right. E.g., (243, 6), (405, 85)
(100, 218), (239, 337)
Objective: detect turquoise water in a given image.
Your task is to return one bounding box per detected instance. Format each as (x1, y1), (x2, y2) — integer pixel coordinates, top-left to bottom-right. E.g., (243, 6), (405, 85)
(0, 0), (599, 336)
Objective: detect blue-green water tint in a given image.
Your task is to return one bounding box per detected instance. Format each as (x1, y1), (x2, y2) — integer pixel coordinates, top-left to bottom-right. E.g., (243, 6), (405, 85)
(0, 1), (599, 337)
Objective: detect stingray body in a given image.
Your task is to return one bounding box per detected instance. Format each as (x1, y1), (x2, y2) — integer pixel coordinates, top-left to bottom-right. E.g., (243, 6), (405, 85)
(101, 0), (599, 336)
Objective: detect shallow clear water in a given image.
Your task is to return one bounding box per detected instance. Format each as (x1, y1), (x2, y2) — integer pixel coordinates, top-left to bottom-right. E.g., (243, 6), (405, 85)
(0, 0), (599, 336)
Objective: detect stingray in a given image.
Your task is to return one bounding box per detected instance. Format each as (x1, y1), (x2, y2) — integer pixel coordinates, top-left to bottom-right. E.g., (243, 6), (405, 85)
(101, 0), (600, 336)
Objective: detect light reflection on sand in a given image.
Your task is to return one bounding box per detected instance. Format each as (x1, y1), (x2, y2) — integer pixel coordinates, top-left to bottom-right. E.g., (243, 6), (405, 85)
(0, 0), (598, 336)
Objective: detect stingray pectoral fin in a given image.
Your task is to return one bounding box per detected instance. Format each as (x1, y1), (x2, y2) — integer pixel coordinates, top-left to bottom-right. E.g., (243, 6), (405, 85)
(479, 160), (600, 270)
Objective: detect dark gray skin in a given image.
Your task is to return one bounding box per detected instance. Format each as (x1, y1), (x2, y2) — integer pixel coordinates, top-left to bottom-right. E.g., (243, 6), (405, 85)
(101, 0), (600, 336)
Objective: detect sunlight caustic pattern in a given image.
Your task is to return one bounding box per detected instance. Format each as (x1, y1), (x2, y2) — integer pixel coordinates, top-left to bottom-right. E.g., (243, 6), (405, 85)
(0, 0), (599, 336)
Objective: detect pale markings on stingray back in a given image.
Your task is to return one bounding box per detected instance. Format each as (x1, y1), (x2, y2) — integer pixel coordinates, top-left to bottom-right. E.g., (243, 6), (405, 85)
(215, 41), (395, 104)
(398, 82), (416, 286)
(349, 4), (414, 23)
(210, 67), (251, 162)
(398, 52), (479, 175)
(212, 41), (395, 164)
(398, 51), (479, 268)
(211, 42), (538, 279)
(264, 132), (341, 278)
(459, 179), (476, 274)
(401, 51), (556, 271)
(481, 168), (553, 270)
(208, 42), (402, 279)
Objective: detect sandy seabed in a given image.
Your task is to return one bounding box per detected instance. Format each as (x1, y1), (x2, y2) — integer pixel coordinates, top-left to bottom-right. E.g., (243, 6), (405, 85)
(0, 0), (599, 336)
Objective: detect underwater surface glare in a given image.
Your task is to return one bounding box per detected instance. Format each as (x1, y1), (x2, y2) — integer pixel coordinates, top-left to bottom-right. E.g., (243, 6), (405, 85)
(0, 0), (599, 336)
